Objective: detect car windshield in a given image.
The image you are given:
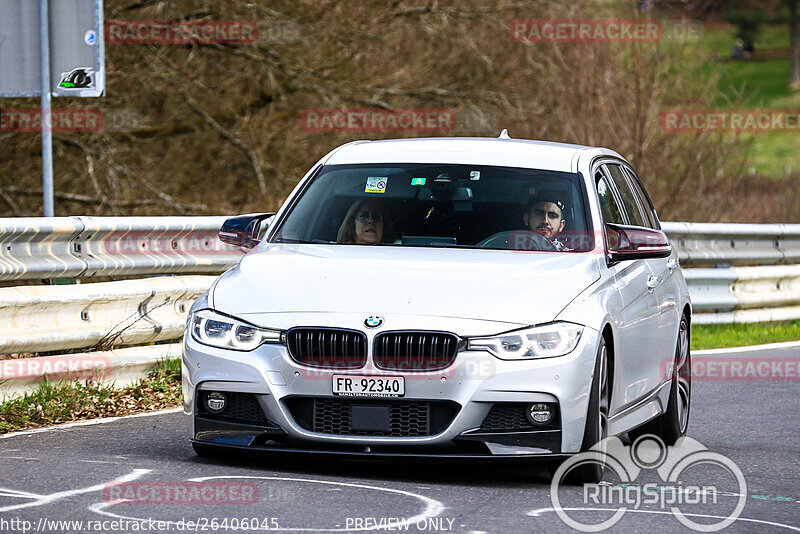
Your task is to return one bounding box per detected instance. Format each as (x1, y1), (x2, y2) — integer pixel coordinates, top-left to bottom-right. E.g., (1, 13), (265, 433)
(272, 163), (593, 252)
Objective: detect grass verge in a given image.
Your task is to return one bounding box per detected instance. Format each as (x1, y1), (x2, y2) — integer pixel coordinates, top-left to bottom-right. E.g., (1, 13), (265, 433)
(680, 22), (800, 180)
(692, 320), (800, 350)
(0, 358), (181, 435)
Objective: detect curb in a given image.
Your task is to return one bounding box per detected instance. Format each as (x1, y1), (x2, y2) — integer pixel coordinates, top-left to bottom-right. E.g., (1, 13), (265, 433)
(694, 340), (800, 356)
(0, 343), (182, 400)
(0, 407), (183, 439)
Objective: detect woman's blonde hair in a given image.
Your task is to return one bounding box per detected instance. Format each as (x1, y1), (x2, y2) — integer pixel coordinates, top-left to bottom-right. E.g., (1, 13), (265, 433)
(336, 199), (396, 244)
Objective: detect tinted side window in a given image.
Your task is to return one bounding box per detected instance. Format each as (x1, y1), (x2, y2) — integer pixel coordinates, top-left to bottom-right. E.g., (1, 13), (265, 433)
(595, 171), (624, 225)
(623, 167), (659, 229)
(606, 164), (646, 227)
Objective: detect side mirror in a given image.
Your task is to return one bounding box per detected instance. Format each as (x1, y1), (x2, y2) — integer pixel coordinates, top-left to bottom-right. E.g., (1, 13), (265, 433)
(218, 213), (275, 249)
(606, 223), (671, 263)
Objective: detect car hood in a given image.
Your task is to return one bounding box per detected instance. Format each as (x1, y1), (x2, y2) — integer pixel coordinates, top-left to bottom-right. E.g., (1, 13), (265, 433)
(211, 244), (601, 334)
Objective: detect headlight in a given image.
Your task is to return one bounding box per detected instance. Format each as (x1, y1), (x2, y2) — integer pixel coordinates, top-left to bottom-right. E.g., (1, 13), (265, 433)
(190, 309), (281, 351)
(467, 322), (583, 359)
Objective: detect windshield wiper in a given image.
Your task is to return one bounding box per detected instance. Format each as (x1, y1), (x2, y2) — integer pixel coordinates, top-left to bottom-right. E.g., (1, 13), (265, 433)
(397, 242), (477, 248)
(273, 238), (334, 244)
(272, 237), (312, 244)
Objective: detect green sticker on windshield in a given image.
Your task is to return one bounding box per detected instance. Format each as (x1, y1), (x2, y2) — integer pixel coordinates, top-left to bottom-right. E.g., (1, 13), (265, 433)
(411, 177), (426, 186)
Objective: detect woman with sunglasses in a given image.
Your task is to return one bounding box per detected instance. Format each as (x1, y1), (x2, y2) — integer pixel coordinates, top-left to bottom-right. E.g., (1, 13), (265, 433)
(336, 199), (396, 244)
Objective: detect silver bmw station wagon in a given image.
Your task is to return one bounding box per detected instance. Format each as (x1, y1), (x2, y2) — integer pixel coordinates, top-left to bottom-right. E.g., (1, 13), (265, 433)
(183, 134), (691, 482)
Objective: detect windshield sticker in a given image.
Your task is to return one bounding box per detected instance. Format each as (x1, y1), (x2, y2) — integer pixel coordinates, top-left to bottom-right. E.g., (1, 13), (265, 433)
(365, 176), (387, 193)
(411, 177), (426, 186)
(469, 170), (481, 181)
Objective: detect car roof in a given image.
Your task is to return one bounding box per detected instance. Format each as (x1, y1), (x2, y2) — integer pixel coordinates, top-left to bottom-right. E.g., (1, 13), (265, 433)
(321, 136), (625, 173)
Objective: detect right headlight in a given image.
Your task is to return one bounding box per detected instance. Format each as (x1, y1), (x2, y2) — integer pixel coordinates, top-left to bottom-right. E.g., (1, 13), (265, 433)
(190, 309), (282, 351)
(467, 322), (583, 360)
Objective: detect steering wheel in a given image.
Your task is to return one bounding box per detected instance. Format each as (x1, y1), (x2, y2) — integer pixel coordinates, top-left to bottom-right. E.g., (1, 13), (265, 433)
(476, 230), (558, 251)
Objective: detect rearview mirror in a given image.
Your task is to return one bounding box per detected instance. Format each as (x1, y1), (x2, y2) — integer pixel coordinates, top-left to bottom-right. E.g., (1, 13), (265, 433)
(605, 223), (671, 263)
(218, 213), (275, 249)
(416, 186), (473, 202)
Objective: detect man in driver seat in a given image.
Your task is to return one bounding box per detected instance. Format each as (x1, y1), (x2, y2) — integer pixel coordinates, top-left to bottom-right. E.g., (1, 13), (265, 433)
(523, 194), (571, 251)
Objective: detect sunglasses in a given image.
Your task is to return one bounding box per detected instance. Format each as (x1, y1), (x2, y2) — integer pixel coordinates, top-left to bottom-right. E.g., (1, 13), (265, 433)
(356, 211), (383, 223)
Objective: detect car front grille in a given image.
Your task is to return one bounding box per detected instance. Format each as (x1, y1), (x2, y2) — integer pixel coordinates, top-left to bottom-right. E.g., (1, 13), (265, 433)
(373, 331), (459, 371)
(198, 392), (282, 430)
(286, 328), (367, 369)
(283, 397), (460, 437)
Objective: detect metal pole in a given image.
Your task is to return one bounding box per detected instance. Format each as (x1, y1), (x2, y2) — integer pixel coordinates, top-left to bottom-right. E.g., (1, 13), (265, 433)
(39, 0), (54, 217)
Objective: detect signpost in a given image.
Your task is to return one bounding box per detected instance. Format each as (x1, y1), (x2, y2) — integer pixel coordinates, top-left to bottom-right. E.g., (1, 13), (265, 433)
(0, 0), (105, 216)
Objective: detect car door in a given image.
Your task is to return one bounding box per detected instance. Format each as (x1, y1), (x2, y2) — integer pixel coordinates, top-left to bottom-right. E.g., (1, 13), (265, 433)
(596, 162), (661, 412)
(621, 165), (682, 366)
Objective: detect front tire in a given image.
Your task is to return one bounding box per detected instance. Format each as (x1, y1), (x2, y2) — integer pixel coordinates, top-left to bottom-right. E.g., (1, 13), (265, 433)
(630, 315), (691, 445)
(550, 336), (610, 484)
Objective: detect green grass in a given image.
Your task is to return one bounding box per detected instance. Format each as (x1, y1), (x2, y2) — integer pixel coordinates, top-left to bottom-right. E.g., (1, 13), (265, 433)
(715, 59), (800, 108)
(673, 22), (800, 180)
(0, 358), (182, 434)
(691, 320), (800, 350)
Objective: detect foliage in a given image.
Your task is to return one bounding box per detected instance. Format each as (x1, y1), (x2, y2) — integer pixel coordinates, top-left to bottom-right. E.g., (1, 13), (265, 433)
(691, 320), (800, 350)
(0, 0), (793, 223)
(0, 358), (181, 434)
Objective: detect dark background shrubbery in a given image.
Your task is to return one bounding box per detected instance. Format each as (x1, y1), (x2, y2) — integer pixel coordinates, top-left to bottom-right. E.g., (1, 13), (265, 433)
(0, 0), (797, 222)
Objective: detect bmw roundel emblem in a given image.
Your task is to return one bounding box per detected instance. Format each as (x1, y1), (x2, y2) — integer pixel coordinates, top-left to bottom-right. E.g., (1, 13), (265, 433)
(364, 315), (384, 328)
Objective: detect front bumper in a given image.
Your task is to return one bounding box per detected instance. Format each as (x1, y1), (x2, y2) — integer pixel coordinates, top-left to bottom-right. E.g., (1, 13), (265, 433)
(182, 327), (600, 457)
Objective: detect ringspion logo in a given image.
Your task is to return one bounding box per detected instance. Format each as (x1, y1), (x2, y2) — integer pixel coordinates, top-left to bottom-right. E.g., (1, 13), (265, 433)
(548, 435), (747, 532)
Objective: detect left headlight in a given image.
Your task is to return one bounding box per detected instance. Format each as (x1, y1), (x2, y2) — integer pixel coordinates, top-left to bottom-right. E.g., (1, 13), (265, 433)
(467, 322), (583, 360)
(190, 309), (282, 351)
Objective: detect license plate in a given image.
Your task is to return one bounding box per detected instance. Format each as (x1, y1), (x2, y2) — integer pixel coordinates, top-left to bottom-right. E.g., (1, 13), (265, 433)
(332, 375), (404, 398)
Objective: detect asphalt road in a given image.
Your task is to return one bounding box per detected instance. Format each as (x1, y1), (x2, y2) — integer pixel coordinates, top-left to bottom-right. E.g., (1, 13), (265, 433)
(1, 348), (798, 534)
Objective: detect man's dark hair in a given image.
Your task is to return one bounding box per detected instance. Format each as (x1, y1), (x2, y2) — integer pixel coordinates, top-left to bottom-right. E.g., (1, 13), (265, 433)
(528, 193), (566, 216)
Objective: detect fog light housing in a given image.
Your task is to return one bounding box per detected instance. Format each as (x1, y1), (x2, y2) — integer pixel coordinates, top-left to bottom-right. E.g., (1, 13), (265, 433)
(527, 403), (553, 425)
(205, 392), (226, 414)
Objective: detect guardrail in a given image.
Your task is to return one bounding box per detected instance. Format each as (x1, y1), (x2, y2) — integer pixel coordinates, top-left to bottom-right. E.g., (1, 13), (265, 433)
(0, 217), (798, 398)
(660, 222), (800, 325)
(0, 216), (243, 281)
(0, 275), (213, 354)
(661, 222), (800, 266)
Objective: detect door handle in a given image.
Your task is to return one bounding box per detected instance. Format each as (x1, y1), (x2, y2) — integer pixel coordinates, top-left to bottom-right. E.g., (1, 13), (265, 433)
(646, 276), (659, 291)
(667, 258), (678, 270)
